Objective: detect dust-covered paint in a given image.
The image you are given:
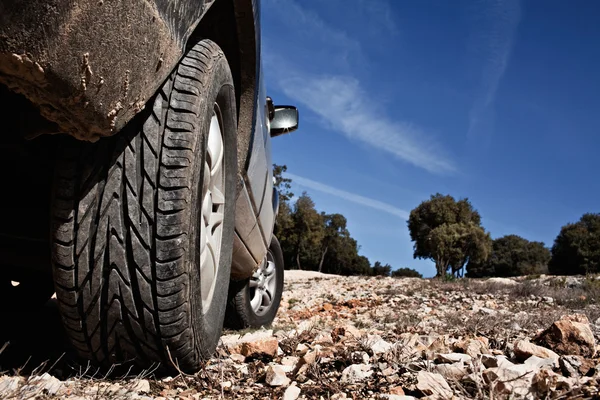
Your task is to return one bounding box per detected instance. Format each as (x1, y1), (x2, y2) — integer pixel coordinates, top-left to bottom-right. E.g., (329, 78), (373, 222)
(0, 0), (214, 140)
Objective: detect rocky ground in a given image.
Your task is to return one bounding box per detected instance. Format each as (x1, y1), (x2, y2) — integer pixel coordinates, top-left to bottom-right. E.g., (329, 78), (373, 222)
(2, 271), (600, 399)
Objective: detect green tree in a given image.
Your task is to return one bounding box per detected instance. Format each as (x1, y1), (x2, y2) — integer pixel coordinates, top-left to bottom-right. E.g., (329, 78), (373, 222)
(343, 254), (371, 276)
(371, 261), (392, 276)
(549, 213), (600, 275)
(273, 164), (293, 203)
(391, 268), (423, 278)
(408, 194), (489, 277)
(467, 235), (550, 277)
(290, 192), (324, 270)
(428, 223), (492, 278)
(318, 213), (349, 272)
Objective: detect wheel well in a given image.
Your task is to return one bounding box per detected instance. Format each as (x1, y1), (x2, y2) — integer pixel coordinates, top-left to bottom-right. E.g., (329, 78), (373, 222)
(187, 0), (257, 174)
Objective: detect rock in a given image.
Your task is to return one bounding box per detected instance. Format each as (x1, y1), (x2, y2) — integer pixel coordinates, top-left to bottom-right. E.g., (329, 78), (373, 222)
(513, 340), (559, 365)
(283, 383), (301, 400)
(433, 363), (468, 380)
(265, 365), (291, 387)
(427, 336), (450, 355)
(388, 386), (405, 395)
(535, 314), (596, 357)
(435, 353), (472, 364)
(368, 334), (393, 354)
(314, 332), (334, 345)
(281, 356), (300, 368)
(524, 355), (555, 369)
(330, 393), (347, 400)
(28, 373), (63, 395)
(0, 376), (23, 394)
(130, 379), (151, 394)
(542, 296), (554, 304)
(478, 307), (497, 315)
(379, 395), (417, 400)
(322, 303), (334, 311)
(481, 354), (499, 368)
(240, 337), (279, 358)
(559, 355), (595, 377)
(483, 364), (537, 398)
(295, 343), (309, 354)
(416, 371), (453, 399)
(222, 329), (274, 354)
(331, 327), (346, 342)
(486, 277), (519, 286)
(341, 364), (373, 383)
(454, 338), (490, 358)
(230, 353), (246, 363)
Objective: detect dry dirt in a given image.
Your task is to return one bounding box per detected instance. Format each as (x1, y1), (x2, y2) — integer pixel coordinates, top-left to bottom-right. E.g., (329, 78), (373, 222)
(1, 271), (600, 399)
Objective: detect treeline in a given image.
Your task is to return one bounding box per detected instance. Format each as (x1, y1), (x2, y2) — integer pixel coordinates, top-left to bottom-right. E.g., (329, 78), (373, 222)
(408, 193), (600, 278)
(273, 165), (420, 278)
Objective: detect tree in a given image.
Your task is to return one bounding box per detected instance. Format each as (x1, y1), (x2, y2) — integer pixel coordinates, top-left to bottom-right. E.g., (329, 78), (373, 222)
(371, 261), (392, 276)
(467, 235), (550, 277)
(549, 213), (600, 275)
(318, 213), (349, 272)
(290, 192), (324, 270)
(408, 194), (488, 277)
(428, 223), (492, 278)
(343, 254), (371, 276)
(391, 268), (423, 278)
(273, 164), (293, 203)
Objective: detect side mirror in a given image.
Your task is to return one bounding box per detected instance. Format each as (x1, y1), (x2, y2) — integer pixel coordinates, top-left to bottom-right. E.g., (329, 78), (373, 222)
(270, 106), (299, 137)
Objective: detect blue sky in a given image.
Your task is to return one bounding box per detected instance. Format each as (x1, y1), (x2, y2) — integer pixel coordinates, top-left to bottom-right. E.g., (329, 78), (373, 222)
(261, 0), (600, 277)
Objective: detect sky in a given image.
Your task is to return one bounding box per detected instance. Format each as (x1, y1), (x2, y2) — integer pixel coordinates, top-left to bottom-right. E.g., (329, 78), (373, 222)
(261, 0), (600, 277)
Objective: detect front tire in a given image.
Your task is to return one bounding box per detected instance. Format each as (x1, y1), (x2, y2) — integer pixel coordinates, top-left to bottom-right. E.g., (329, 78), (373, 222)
(51, 40), (237, 373)
(226, 236), (285, 329)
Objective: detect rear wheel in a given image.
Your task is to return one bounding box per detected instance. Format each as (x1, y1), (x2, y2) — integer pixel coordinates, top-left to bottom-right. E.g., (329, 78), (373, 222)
(226, 236), (284, 329)
(51, 39), (237, 373)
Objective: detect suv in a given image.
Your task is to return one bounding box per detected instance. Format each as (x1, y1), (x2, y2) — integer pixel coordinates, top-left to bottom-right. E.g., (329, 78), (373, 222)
(0, 0), (298, 373)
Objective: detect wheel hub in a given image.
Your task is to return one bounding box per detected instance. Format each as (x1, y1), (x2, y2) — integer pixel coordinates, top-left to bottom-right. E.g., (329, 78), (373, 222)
(199, 106), (226, 314)
(249, 250), (277, 316)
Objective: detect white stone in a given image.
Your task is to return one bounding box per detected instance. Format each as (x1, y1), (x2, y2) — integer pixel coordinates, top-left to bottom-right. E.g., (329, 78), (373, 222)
(341, 364), (373, 383)
(486, 277), (519, 286)
(368, 334), (393, 354)
(0, 376), (22, 394)
(282, 384), (301, 400)
(265, 365), (291, 387)
(130, 379), (150, 394)
(524, 355), (555, 369)
(416, 371), (453, 399)
(29, 373), (63, 395)
(435, 353), (472, 364)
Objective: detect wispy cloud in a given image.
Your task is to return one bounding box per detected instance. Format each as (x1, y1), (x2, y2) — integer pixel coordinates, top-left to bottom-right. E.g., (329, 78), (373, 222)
(468, 0), (522, 143)
(357, 0), (398, 37)
(263, 0), (362, 72)
(264, 0), (455, 175)
(274, 70), (457, 174)
(287, 173), (410, 220)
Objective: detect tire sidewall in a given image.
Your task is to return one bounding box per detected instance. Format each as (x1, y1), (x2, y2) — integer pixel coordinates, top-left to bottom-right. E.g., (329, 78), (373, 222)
(188, 51), (237, 358)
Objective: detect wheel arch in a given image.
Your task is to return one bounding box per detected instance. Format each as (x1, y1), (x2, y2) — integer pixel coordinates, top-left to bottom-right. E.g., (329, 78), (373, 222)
(186, 0), (257, 175)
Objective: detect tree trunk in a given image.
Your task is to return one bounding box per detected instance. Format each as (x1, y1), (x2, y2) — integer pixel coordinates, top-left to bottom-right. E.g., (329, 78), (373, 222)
(318, 246), (328, 272)
(296, 251), (302, 270)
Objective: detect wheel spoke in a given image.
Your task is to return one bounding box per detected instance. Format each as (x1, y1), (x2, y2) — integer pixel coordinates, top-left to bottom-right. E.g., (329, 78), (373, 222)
(250, 290), (262, 310)
(207, 116), (224, 176)
(261, 290), (272, 308)
(264, 261), (275, 276)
